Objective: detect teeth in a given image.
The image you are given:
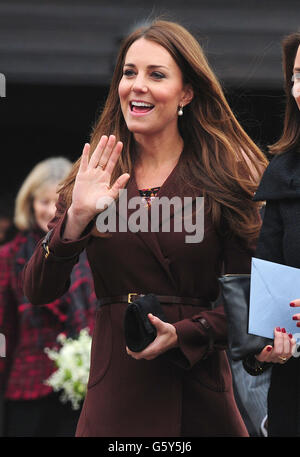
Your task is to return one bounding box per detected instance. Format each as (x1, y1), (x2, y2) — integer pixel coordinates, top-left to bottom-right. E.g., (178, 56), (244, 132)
(131, 101), (154, 108)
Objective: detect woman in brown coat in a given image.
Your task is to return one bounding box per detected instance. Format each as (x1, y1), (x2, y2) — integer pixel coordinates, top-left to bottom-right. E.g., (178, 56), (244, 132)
(23, 20), (268, 437)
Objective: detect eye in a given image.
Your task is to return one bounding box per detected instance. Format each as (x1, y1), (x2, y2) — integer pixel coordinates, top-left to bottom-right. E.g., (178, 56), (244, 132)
(123, 69), (135, 77)
(292, 73), (300, 83)
(151, 71), (165, 80)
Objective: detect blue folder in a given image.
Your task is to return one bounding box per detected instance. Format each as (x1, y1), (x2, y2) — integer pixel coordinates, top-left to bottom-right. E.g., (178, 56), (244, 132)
(248, 258), (300, 339)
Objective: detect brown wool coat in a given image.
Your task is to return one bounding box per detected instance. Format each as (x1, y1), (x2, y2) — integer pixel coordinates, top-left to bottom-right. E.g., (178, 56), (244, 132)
(23, 166), (251, 437)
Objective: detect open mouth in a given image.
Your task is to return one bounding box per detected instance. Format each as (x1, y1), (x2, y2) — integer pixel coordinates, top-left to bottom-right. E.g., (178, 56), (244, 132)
(130, 101), (155, 114)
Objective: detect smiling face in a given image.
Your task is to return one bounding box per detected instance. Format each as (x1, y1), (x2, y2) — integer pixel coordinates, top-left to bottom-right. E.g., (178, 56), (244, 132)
(118, 38), (193, 137)
(292, 45), (300, 110)
(32, 183), (58, 233)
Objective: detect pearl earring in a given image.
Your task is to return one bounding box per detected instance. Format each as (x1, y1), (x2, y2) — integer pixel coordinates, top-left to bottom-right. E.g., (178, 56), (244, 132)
(178, 105), (183, 116)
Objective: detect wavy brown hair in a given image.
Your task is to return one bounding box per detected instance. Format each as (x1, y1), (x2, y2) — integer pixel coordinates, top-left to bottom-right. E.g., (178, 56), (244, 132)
(60, 19), (268, 243)
(269, 32), (300, 155)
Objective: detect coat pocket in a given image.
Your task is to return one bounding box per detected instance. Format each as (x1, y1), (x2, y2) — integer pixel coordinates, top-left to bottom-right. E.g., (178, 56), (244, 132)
(87, 306), (113, 389)
(190, 351), (230, 392)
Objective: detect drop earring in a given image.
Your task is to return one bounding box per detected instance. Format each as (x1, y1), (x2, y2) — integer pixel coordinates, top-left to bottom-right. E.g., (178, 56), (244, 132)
(178, 105), (183, 116)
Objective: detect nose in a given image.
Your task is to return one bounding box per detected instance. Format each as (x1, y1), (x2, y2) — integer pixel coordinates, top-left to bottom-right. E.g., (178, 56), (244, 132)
(132, 74), (148, 93)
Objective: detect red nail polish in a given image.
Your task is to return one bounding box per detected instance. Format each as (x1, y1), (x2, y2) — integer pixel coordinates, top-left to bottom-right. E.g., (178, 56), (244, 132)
(276, 327), (281, 331)
(293, 316), (299, 320)
(290, 302), (296, 307)
(282, 328), (286, 333)
(289, 333), (293, 339)
(266, 346), (272, 352)
(297, 322), (300, 327)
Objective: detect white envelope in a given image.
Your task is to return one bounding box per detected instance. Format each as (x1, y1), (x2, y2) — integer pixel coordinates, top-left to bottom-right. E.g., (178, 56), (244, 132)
(248, 258), (300, 339)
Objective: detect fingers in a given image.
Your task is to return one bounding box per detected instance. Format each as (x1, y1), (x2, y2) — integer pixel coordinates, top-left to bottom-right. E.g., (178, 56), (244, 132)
(78, 143), (90, 172)
(126, 315), (162, 360)
(126, 341), (158, 361)
(273, 328), (291, 358)
(255, 344), (273, 363)
(109, 173), (130, 199)
(126, 317), (178, 362)
(98, 135), (120, 170)
(88, 135), (122, 171)
(147, 313), (165, 332)
(292, 312), (300, 327)
(79, 136), (126, 194)
(256, 327), (295, 364)
(105, 140), (124, 175)
(88, 135), (109, 169)
(267, 328), (295, 364)
(291, 299), (300, 328)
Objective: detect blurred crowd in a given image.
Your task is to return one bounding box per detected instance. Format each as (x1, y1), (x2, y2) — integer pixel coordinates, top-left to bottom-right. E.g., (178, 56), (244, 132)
(0, 158), (97, 437)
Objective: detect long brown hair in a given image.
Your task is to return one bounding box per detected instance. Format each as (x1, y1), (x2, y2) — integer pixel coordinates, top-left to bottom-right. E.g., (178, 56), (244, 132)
(60, 19), (268, 243)
(269, 32), (300, 155)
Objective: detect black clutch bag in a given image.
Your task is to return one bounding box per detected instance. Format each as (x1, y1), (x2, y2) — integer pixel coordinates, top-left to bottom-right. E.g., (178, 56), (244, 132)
(218, 274), (273, 361)
(124, 293), (167, 352)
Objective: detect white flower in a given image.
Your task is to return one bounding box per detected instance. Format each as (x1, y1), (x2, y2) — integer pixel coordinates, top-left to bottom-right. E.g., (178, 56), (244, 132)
(44, 328), (92, 410)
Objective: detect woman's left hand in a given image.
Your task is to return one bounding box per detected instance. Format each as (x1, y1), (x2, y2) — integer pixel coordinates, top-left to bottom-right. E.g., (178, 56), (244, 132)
(126, 313), (178, 360)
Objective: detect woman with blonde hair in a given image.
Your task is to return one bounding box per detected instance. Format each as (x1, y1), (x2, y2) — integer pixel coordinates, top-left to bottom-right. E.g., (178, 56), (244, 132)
(24, 20), (267, 436)
(0, 157), (96, 436)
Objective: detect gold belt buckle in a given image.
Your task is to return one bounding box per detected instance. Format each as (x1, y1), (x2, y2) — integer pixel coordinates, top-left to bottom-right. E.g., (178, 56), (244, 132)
(128, 293), (138, 303)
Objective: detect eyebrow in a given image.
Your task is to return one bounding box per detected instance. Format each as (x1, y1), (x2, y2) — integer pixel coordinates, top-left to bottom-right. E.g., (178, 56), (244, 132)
(293, 67), (300, 72)
(123, 63), (169, 70)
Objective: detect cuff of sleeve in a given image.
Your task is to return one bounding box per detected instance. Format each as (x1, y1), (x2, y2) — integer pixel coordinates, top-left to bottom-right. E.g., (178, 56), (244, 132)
(48, 210), (94, 259)
(170, 317), (210, 369)
(242, 354), (271, 376)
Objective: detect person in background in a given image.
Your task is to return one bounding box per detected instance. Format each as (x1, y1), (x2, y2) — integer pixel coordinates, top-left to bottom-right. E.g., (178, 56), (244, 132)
(23, 20), (268, 437)
(0, 157), (97, 437)
(243, 32), (300, 437)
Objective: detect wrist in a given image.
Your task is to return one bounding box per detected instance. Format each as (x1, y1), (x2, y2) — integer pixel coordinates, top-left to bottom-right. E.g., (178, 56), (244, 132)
(243, 354), (269, 376)
(63, 206), (94, 240)
(169, 325), (179, 349)
(68, 204), (94, 226)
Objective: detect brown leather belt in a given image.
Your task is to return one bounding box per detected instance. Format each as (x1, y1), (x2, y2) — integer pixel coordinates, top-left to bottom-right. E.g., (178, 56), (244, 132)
(98, 293), (207, 307)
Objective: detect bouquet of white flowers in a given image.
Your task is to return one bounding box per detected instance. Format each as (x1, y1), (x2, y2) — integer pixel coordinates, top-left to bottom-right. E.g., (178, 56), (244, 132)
(44, 328), (92, 410)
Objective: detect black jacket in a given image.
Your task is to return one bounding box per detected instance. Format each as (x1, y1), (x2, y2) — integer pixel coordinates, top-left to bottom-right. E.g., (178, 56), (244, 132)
(253, 150), (300, 437)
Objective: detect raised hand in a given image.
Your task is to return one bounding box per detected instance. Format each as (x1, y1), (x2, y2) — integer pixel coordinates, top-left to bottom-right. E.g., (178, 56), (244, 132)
(65, 135), (130, 239)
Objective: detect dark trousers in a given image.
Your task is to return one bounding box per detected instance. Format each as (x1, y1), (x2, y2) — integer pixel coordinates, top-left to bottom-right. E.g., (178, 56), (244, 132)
(3, 392), (81, 437)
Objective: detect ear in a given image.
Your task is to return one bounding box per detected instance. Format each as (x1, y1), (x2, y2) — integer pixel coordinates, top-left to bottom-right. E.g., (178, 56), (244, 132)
(181, 84), (194, 108)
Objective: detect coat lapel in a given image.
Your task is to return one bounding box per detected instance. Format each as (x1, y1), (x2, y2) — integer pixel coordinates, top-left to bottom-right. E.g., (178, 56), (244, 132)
(116, 164), (184, 290)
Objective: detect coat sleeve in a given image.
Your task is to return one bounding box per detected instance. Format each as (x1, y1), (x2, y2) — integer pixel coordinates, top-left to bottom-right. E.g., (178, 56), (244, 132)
(23, 195), (94, 305)
(170, 234), (255, 370)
